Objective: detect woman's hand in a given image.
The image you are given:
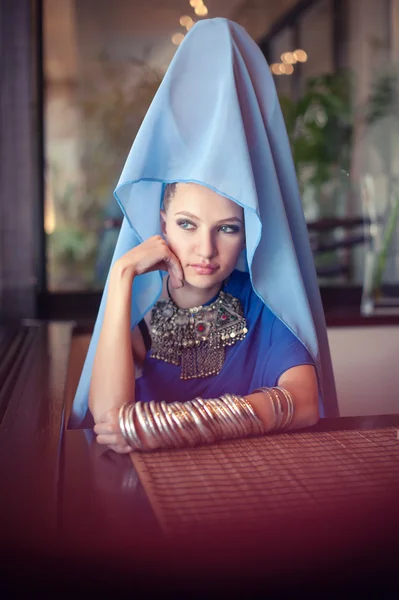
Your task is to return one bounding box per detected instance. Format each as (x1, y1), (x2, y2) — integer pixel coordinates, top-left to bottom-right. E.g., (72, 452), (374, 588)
(93, 408), (133, 454)
(113, 235), (184, 289)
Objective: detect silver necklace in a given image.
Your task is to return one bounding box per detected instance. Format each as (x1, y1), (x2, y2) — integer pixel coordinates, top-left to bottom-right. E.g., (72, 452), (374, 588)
(150, 278), (248, 380)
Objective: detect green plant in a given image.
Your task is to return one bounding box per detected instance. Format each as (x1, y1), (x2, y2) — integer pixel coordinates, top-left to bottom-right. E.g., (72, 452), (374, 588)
(278, 71), (355, 280)
(279, 67), (399, 291)
(371, 192), (399, 295)
(279, 71), (353, 202)
(363, 69), (399, 296)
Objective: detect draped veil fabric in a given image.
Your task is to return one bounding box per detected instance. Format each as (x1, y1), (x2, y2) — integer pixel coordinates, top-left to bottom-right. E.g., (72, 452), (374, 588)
(70, 18), (338, 427)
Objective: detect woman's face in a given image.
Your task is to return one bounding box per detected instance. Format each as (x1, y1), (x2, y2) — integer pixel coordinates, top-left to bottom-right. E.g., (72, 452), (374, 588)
(161, 183), (245, 290)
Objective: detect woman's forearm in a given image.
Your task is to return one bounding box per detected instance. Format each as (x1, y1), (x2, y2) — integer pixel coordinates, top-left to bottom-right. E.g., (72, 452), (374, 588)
(89, 265), (136, 423)
(97, 377), (320, 453)
(245, 388), (319, 432)
(130, 386), (318, 451)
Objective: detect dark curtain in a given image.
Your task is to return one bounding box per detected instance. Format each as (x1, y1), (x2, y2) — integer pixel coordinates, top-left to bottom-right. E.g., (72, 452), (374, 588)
(0, 0), (41, 319)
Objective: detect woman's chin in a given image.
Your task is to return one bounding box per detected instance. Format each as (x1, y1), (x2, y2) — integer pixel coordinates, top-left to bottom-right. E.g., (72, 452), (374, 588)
(183, 271), (224, 289)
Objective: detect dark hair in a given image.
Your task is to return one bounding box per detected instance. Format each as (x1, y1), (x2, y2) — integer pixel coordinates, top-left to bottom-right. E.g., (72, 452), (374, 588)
(163, 183), (177, 211)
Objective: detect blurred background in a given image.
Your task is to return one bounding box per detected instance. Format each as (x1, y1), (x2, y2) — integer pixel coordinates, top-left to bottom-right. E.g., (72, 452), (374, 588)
(1, 0), (399, 415)
(3, 0), (399, 315)
(42, 0), (399, 308)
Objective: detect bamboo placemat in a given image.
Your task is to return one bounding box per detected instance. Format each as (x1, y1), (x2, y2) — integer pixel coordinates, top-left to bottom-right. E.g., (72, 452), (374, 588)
(130, 427), (399, 536)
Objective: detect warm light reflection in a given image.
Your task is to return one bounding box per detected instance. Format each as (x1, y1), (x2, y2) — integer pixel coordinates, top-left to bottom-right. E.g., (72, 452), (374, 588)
(270, 62), (294, 75)
(293, 49), (308, 62)
(281, 52), (296, 64)
(189, 0), (201, 6)
(172, 33), (185, 45)
(186, 19), (195, 31)
(271, 63), (282, 75)
(195, 4), (208, 17)
(44, 195), (56, 234)
(179, 15), (191, 27)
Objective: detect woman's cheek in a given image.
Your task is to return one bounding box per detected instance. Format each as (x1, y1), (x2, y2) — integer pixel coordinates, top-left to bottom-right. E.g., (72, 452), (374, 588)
(167, 232), (189, 262)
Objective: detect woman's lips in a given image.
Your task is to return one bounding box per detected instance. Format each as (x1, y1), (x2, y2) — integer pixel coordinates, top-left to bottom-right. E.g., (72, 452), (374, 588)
(190, 264), (218, 275)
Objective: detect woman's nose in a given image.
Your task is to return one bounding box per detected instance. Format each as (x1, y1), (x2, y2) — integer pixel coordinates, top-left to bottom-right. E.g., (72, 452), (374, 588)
(195, 231), (217, 259)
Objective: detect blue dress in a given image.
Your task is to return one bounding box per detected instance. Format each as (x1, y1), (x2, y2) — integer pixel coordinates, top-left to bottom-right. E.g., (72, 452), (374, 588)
(135, 270), (314, 404)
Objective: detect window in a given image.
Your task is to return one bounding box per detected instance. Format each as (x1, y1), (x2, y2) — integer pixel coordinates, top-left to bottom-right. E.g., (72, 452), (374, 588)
(43, 0), (173, 291)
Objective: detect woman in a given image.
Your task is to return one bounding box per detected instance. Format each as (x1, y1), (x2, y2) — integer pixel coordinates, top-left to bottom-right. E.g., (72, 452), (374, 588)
(71, 18), (338, 451)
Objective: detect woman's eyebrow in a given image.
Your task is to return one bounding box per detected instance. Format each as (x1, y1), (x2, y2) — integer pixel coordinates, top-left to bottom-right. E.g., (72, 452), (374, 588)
(215, 216), (243, 225)
(174, 211), (200, 220)
(174, 211), (243, 224)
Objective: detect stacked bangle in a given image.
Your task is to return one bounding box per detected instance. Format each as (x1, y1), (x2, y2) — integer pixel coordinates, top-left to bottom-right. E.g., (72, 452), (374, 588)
(252, 386), (295, 432)
(118, 387), (294, 451)
(119, 393), (265, 451)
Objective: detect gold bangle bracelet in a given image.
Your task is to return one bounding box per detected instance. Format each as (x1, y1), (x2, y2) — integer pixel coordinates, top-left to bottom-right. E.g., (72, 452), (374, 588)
(135, 401), (157, 450)
(184, 401), (215, 444)
(149, 400), (175, 448)
(269, 388), (284, 430)
(168, 402), (199, 446)
(196, 398), (226, 439)
(220, 394), (251, 437)
(207, 398), (241, 438)
(238, 395), (265, 435)
(177, 402), (204, 445)
(271, 388), (289, 430)
(118, 387), (287, 453)
(151, 401), (179, 448)
(192, 398), (220, 440)
(274, 387), (295, 430)
(252, 387), (282, 432)
(118, 403), (131, 446)
(128, 402), (145, 449)
(160, 401), (185, 448)
(121, 402), (143, 450)
(228, 394), (259, 435)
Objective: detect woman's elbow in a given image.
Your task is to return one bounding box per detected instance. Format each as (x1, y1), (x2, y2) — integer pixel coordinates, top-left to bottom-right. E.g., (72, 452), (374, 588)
(302, 394), (319, 427)
(306, 405), (319, 427)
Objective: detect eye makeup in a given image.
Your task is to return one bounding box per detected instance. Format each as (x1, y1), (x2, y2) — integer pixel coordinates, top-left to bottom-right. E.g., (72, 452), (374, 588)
(176, 220), (241, 234)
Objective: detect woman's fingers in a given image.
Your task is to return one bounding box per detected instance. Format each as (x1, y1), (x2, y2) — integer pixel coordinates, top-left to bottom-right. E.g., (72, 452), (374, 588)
(96, 432), (130, 448)
(108, 442), (133, 454)
(95, 423), (133, 453)
(109, 444), (133, 454)
(97, 407), (120, 424)
(96, 433), (122, 445)
(163, 249), (184, 288)
(94, 421), (120, 436)
(153, 258), (183, 289)
(114, 235), (184, 288)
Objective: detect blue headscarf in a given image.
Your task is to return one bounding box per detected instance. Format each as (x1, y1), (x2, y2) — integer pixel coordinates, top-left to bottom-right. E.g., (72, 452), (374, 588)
(70, 18), (338, 427)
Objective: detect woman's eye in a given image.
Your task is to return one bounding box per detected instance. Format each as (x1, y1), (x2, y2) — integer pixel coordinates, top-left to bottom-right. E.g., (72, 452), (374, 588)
(177, 220), (195, 230)
(219, 225), (240, 234)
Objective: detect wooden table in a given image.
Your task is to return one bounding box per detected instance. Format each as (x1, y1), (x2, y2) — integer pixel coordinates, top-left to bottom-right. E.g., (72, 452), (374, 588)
(1, 322), (398, 596)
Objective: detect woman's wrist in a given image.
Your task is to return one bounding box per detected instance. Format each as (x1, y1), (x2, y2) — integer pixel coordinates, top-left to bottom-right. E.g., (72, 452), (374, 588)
(97, 262), (136, 342)
(110, 259), (137, 286)
(105, 262), (136, 311)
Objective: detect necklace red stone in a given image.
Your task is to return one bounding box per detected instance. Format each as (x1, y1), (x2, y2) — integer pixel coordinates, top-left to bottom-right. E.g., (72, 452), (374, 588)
(150, 280), (248, 380)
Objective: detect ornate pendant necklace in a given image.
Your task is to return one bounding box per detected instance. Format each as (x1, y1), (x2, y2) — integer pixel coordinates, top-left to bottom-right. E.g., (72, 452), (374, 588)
(150, 279), (248, 380)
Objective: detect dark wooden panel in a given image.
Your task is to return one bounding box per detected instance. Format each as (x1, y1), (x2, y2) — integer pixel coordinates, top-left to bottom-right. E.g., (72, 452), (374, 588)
(0, 322), (72, 557)
(59, 429), (160, 564)
(0, 325), (35, 424)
